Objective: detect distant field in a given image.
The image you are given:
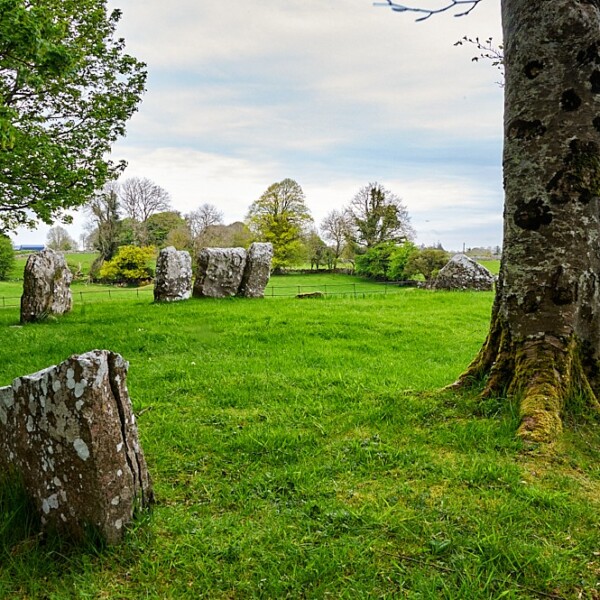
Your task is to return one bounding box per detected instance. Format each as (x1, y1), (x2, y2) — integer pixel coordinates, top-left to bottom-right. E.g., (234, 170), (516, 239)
(0, 257), (498, 308)
(266, 272), (402, 297)
(479, 259), (500, 275)
(0, 275), (404, 309)
(11, 251), (98, 280)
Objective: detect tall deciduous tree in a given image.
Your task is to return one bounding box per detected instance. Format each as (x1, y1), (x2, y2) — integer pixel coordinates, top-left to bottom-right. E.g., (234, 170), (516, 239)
(120, 177), (171, 245)
(187, 203), (224, 238)
(85, 182), (121, 276)
(120, 177), (171, 223)
(304, 230), (329, 270)
(186, 203), (224, 251)
(346, 182), (415, 249)
(0, 0), (146, 232)
(321, 209), (351, 268)
(387, 0), (600, 441)
(247, 179), (313, 271)
(198, 222), (254, 250)
(46, 225), (76, 251)
(145, 211), (186, 248)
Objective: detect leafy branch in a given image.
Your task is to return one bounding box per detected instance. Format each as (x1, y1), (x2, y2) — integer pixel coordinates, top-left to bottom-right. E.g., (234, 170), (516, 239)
(374, 0), (484, 21)
(455, 35), (504, 85)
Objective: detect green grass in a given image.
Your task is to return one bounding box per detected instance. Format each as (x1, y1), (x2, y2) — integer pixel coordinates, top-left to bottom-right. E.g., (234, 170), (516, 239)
(0, 271), (406, 308)
(0, 281), (599, 599)
(266, 272), (400, 297)
(11, 251), (98, 279)
(479, 259), (500, 275)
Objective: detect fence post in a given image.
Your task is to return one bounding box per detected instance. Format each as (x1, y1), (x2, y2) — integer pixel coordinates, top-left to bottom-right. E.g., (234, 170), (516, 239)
(80, 291), (83, 302)
(353, 283), (356, 298)
(2, 297), (4, 308)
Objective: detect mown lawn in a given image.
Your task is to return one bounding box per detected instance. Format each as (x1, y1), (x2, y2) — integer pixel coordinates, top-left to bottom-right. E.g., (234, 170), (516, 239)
(0, 283), (599, 599)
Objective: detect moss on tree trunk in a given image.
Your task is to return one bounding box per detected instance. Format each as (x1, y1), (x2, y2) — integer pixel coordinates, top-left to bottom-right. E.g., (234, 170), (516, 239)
(455, 0), (600, 442)
(455, 298), (600, 442)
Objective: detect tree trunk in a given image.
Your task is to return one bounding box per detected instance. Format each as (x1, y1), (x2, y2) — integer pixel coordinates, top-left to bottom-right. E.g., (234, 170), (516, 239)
(455, 0), (600, 442)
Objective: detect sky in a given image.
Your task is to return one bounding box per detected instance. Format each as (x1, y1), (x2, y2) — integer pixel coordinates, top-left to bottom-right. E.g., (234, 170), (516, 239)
(11, 0), (504, 251)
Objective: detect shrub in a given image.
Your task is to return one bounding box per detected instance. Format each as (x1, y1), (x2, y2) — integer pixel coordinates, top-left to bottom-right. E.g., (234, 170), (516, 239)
(388, 242), (419, 280)
(355, 241), (419, 280)
(99, 245), (155, 284)
(0, 235), (15, 280)
(355, 242), (397, 279)
(404, 248), (450, 282)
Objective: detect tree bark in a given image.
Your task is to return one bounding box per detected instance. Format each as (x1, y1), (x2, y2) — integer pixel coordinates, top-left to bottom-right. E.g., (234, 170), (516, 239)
(455, 0), (600, 442)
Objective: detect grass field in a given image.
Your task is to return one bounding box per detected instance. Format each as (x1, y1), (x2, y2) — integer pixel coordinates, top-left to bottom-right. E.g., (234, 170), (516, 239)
(0, 265), (415, 308)
(1, 279), (599, 599)
(478, 259), (500, 275)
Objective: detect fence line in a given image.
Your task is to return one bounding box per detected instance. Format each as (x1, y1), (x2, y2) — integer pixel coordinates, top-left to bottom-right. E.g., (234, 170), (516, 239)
(0, 281), (420, 309)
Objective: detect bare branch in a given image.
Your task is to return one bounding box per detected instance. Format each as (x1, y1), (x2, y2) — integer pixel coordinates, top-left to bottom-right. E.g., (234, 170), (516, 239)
(374, 0), (484, 21)
(120, 177), (171, 223)
(454, 35), (504, 85)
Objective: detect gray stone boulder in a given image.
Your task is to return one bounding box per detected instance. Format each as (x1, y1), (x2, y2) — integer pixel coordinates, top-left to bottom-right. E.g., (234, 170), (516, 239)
(431, 254), (495, 291)
(0, 350), (153, 544)
(238, 242), (273, 298)
(193, 247), (247, 298)
(20, 249), (73, 323)
(154, 246), (192, 302)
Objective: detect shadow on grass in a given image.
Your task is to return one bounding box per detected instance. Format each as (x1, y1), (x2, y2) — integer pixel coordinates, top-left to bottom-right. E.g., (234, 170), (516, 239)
(0, 469), (40, 552)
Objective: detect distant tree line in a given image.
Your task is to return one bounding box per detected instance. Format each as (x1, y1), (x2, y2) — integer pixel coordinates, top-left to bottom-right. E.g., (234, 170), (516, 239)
(74, 174), (453, 283)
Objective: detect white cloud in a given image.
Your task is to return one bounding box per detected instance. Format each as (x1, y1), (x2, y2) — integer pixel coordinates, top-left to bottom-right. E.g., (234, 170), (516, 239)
(112, 0), (504, 141)
(13, 1), (505, 250)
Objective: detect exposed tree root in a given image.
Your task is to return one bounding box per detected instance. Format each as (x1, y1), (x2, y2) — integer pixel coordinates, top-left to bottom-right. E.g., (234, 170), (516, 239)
(449, 304), (600, 443)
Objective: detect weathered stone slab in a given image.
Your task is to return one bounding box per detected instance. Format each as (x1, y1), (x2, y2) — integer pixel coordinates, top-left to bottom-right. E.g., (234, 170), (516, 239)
(20, 249), (73, 323)
(193, 247), (247, 298)
(238, 242), (273, 298)
(431, 254), (495, 291)
(0, 350), (153, 544)
(154, 246), (192, 302)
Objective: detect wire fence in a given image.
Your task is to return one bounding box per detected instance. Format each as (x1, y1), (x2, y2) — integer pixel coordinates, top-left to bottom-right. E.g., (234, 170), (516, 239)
(0, 280), (422, 309)
(265, 281), (420, 298)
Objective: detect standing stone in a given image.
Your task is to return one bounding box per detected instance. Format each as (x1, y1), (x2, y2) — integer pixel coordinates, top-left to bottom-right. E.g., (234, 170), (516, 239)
(431, 254), (495, 291)
(20, 249), (73, 323)
(238, 242), (273, 298)
(0, 350), (153, 544)
(154, 246), (192, 302)
(193, 247), (247, 298)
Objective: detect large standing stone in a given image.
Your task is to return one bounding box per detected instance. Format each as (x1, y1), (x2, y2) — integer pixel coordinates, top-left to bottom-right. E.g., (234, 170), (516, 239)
(20, 249), (73, 323)
(0, 350), (153, 544)
(193, 247), (247, 298)
(238, 242), (273, 298)
(154, 246), (192, 302)
(430, 254), (495, 291)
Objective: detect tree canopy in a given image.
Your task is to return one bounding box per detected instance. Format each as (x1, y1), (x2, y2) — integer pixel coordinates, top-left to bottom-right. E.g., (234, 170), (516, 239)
(85, 181), (121, 273)
(320, 209), (351, 269)
(145, 211), (185, 248)
(247, 179), (313, 271)
(346, 182), (414, 249)
(0, 233), (14, 280)
(0, 0), (146, 232)
(120, 177), (171, 224)
(46, 225), (76, 251)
